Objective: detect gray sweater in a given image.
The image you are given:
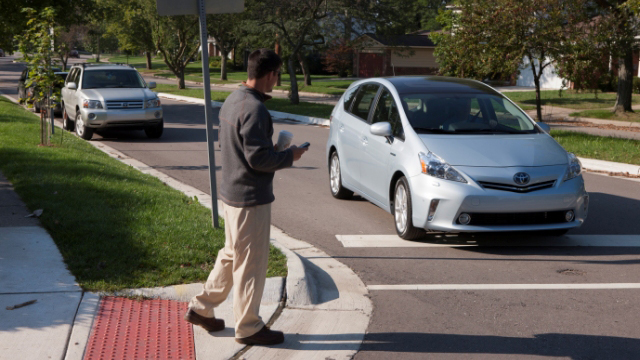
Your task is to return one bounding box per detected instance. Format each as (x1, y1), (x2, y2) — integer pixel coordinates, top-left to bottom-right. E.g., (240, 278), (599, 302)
(218, 85), (294, 207)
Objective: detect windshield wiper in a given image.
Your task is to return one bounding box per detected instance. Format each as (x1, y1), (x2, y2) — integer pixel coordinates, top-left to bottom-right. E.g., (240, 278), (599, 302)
(412, 127), (454, 134)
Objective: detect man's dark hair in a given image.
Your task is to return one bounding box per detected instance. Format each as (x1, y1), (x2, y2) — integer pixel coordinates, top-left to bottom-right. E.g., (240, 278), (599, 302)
(247, 49), (282, 80)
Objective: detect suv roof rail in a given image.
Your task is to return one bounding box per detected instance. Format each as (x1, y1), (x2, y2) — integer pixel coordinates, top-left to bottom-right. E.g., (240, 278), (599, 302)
(77, 62), (135, 69)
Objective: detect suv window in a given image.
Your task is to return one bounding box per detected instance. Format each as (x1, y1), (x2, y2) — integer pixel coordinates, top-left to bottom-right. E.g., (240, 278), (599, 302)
(66, 68), (78, 85)
(371, 88), (404, 140)
(82, 69), (145, 89)
(350, 84), (379, 121)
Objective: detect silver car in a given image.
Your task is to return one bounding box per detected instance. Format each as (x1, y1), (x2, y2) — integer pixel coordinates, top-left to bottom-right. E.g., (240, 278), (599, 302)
(326, 77), (588, 239)
(61, 63), (163, 140)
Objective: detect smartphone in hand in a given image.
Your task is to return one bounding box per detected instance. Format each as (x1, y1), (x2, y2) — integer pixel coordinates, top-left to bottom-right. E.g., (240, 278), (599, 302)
(299, 142), (310, 149)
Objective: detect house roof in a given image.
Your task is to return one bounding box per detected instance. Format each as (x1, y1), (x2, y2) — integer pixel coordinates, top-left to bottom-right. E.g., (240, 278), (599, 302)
(361, 33), (436, 48)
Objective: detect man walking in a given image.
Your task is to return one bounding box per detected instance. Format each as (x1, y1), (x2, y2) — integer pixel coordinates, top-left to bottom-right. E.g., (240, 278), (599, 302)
(184, 49), (307, 346)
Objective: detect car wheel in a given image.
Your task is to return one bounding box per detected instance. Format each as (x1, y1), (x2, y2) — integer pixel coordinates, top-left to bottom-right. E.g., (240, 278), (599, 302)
(75, 112), (93, 140)
(62, 107), (75, 131)
(394, 177), (423, 240)
(329, 152), (353, 199)
(144, 120), (163, 139)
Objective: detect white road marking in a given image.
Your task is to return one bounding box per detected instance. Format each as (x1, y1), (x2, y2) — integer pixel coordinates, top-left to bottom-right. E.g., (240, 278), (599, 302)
(367, 283), (640, 291)
(336, 234), (640, 248)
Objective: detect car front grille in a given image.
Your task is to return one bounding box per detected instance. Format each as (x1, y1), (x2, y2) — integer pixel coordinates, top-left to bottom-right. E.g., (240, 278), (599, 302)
(106, 100), (144, 109)
(478, 180), (556, 193)
(459, 211), (569, 226)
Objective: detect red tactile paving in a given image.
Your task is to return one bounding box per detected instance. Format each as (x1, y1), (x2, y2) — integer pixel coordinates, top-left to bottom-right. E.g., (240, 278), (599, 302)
(85, 296), (195, 360)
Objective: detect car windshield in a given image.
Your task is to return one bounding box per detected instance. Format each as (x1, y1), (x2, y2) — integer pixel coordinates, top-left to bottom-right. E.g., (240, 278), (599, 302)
(82, 70), (145, 89)
(399, 93), (537, 134)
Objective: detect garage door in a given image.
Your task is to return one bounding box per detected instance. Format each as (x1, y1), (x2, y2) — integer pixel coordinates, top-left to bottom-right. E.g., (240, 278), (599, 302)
(359, 53), (384, 78)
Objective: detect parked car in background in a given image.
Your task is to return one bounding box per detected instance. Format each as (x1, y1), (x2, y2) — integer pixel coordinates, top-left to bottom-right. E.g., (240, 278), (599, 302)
(0, 49), (5, 57)
(68, 49), (79, 58)
(33, 72), (68, 115)
(17, 66), (63, 113)
(60, 63), (163, 140)
(326, 76), (588, 239)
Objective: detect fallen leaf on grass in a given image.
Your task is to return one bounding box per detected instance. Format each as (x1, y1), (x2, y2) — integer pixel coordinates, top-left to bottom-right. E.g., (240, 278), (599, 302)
(25, 209), (43, 218)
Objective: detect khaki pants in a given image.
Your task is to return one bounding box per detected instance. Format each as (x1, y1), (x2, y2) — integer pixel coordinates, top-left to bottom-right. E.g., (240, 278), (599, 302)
(189, 202), (271, 338)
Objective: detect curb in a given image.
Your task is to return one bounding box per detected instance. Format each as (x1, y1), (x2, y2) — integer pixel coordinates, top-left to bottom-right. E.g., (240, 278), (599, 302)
(156, 92), (331, 127)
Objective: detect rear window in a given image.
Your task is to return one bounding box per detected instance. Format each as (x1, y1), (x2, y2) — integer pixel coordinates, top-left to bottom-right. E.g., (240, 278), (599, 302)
(82, 70), (146, 89)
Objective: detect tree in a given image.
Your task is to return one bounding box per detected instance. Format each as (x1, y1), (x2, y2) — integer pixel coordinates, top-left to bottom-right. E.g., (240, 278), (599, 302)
(323, 38), (354, 77)
(105, 0), (156, 69)
(15, 7), (64, 146)
(252, 0), (329, 104)
(55, 25), (88, 71)
(594, 0), (639, 113)
(207, 13), (246, 81)
(432, 0), (593, 121)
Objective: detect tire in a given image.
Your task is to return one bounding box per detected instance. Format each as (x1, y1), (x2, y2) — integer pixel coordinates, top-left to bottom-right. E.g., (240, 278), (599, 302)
(62, 107), (75, 131)
(393, 177), (424, 240)
(75, 112), (93, 140)
(329, 152), (353, 199)
(144, 120), (163, 139)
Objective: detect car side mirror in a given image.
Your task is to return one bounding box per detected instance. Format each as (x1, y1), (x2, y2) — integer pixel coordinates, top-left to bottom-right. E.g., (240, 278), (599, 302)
(370, 122), (393, 137)
(537, 122), (551, 134)
(67, 82), (77, 90)
(148, 82), (156, 89)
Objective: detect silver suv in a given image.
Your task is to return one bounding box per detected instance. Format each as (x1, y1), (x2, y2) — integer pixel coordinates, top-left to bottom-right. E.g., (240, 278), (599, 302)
(61, 63), (163, 139)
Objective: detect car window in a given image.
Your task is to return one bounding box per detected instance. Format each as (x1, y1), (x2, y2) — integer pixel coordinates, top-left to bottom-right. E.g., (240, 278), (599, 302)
(371, 88), (404, 140)
(401, 93), (536, 134)
(66, 69), (77, 85)
(350, 84), (379, 121)
(82, 70), (145, 89)
(343, 86), (358, 112)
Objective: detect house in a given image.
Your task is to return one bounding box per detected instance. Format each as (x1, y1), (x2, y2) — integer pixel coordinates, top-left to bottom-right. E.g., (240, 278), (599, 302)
(352, 32), (439, 78)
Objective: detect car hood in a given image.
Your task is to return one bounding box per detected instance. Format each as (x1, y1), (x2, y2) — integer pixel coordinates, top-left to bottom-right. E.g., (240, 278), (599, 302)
(81, 88), (156, 101)
(418, 134), (569, 167)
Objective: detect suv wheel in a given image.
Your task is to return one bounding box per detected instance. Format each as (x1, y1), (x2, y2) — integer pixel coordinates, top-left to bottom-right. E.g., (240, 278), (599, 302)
(62, 107), (75, 131)
(393, 177), (424, 240)
(75, 112), (93, 140)
(329, 152), (353, 199)
(144, 120), (163, 139)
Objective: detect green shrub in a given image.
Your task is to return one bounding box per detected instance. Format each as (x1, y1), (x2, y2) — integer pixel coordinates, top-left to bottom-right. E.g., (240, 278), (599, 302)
(209, 56), (221, 69)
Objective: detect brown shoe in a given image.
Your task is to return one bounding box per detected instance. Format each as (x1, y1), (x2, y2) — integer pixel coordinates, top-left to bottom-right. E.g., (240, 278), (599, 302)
(184, 309), (225, 332)
(236, 325), (285, 346)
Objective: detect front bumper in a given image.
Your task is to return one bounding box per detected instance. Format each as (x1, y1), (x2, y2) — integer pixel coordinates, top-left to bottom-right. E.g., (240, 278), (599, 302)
(409, 167), (588, 233)
(80, 107), (163, 128)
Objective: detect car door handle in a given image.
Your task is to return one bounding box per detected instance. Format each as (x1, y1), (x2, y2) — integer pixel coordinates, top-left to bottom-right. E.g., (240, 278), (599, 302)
(362, 136), (368, 146)
(339, 124), (345, 132)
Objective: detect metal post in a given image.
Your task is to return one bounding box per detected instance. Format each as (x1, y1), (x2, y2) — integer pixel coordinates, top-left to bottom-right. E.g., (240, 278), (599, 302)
(198, 0), (220, 228)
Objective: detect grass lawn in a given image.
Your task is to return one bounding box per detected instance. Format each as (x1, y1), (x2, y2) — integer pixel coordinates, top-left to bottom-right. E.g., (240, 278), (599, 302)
(0, 97), (286, 292)
(568, 109), (640, 123)
(155, 84), (334, 119)
(551, 130), (640, 166)
(275, 80), (353, 96)
(506, 90), (640, 110)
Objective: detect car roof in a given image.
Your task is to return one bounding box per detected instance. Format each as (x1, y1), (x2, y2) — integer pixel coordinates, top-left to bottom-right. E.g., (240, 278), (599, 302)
(382, 76), (502, 96)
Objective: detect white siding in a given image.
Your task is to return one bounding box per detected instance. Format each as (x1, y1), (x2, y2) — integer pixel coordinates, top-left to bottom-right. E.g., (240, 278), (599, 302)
(517, 56), (566, 89)
(390, 48), (438, 68)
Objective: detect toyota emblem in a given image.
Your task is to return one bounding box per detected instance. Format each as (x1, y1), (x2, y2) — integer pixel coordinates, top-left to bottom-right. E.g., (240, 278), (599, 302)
(513, 172), (530, 185)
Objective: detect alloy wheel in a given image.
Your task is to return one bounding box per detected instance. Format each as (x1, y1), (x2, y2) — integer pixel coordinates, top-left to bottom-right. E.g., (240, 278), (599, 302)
(395, 184), (408, 233)
(330, 155), (341, 195)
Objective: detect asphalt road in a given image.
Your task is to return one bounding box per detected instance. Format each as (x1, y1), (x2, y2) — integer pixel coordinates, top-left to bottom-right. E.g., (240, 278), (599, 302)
(3, 55), (640, 359)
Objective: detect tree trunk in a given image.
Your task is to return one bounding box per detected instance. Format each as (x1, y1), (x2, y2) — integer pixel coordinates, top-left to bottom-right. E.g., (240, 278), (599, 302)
(146, 51), (153, 70)
(288, 56), (299, 104)
(275, 36), (282, 86)
(178, 68), (186, 89)
(96, 37), (101, 63)
(528, 55), (543, 122)
(220, 50), (228, 81)
(614, 49), (634, 113)
(298, 53), (311, 86)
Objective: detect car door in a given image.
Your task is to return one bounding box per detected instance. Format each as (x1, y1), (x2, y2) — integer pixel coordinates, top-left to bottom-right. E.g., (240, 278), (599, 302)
(360, 87), (405, 205)
(61, 68), (75, 113)
(339, 83), (380, 189)
(67, 68), (81, 117)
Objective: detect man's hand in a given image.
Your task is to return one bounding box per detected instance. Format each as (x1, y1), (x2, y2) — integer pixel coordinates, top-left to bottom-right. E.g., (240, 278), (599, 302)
(289, 145), (308, 161)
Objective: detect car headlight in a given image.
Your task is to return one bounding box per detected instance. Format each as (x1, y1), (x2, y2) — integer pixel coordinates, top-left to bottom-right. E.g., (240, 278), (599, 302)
(563, 153), (582, 181)
(146, 98), (161, 108)
(82, 99), (103, 109)
(419, 151), (467, 183)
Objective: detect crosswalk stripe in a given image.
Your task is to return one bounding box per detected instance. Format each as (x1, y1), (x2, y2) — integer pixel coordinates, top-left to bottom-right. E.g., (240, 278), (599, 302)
(336, 234), (640, 248)
(367, 283), (640, 291)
